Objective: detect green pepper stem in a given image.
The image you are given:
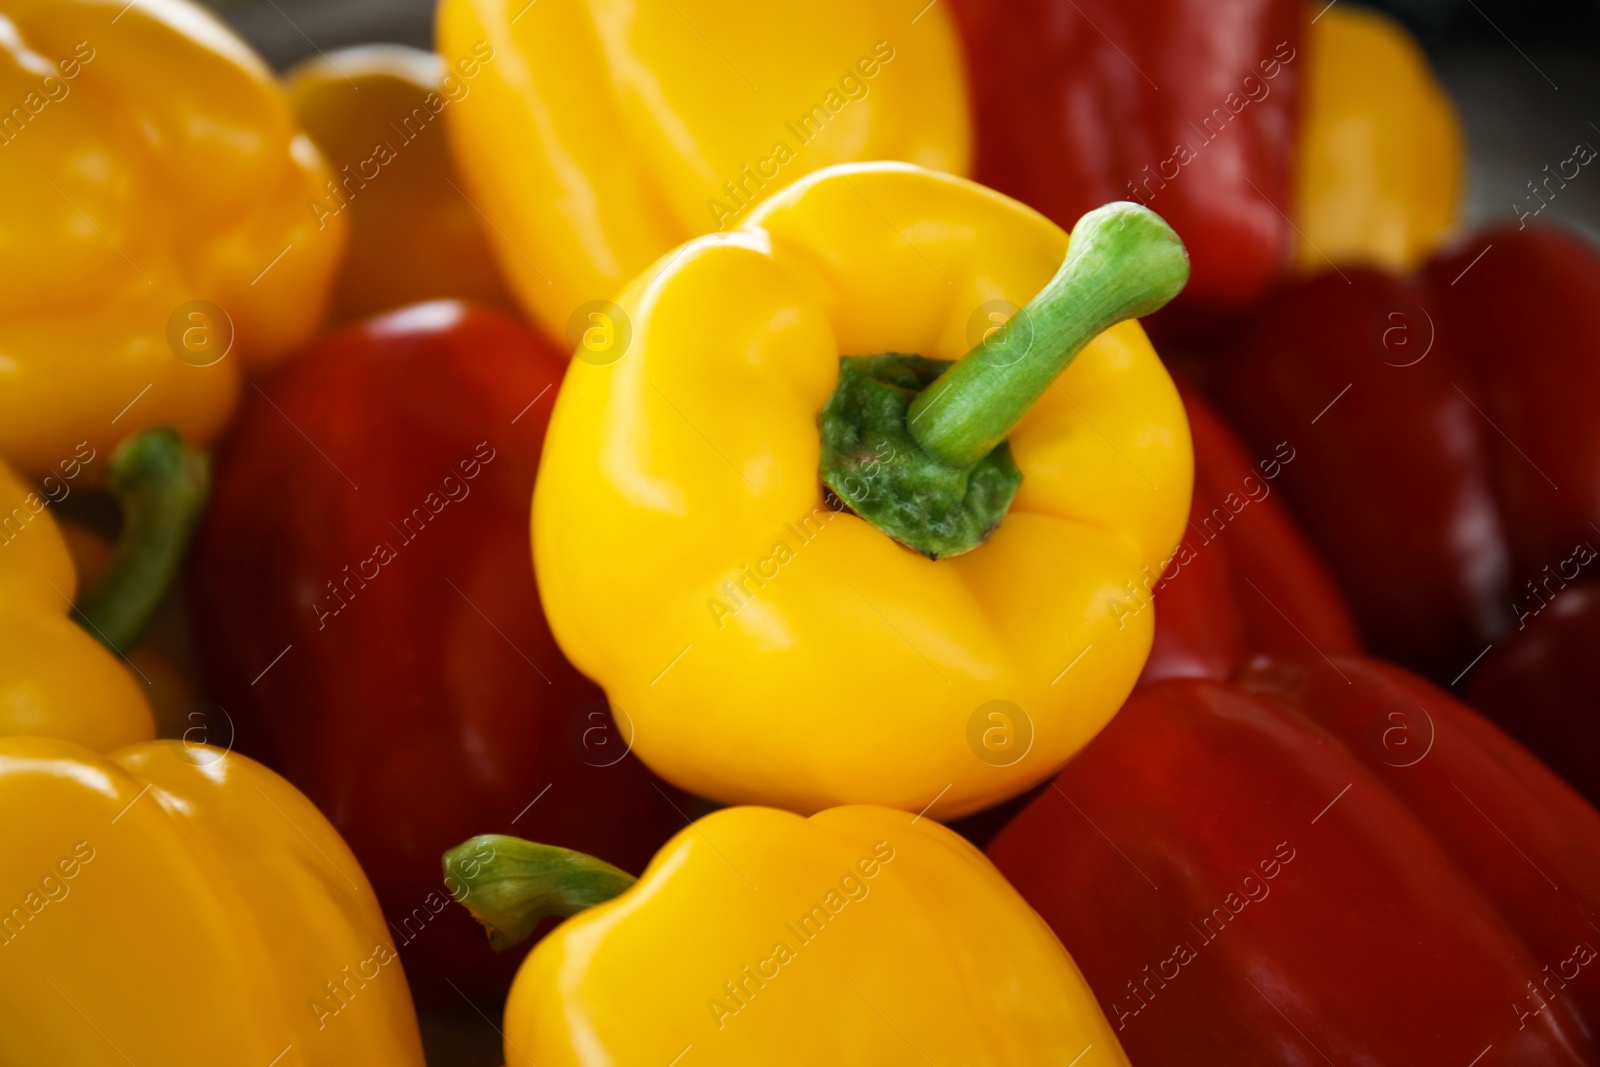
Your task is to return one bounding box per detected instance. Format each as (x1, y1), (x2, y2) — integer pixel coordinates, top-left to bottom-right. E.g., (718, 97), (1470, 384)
(442, 834), (637, 952)
(75, 428), (210, 653)
(907, 202), (1190, 470)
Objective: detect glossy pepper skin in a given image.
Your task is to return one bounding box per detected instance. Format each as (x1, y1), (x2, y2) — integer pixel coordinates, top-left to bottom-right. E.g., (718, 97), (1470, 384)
(436, 0), (970, 341)
(0, 454), (154, 752)
(989, 653), (1600, 1060)
(284, 45), (516, 327)
(534, 163), (1192, 819)
(1141, 385), (1360, 684)
(478, 806), (1128, 1065)
(0, 0), (345, 475)
(187, 302), (685, 1002)
(1294, 5), (1464, 274)
(947, 1), (1463, 320)
(0, 737), (425, 1065)
(947, 0), (1302, 315)
(1208, 224), (1600, 692)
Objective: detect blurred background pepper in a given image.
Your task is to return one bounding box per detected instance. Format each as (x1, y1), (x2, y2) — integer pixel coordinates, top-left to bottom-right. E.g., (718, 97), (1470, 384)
(435, 0), (972, 342)
(187, 302), (686, 1005)
(0, 0), (346, 475)
(1205, 223), (1600, 804)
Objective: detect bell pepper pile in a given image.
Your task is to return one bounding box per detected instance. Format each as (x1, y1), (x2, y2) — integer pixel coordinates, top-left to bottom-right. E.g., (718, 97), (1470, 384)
(4, 0), (1598, 1065)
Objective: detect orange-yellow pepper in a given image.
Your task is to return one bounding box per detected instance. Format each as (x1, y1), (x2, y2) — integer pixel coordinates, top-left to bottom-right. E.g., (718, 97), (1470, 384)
(0, 453), (152, 752)
(0, 736), (425, 1065)
(447, 805), (1129, 1065)
(284, 44), (516, 326)
(0, 0), (346, 474)
(437, 0), (970, 340)
(1296, 4), (1465, 272)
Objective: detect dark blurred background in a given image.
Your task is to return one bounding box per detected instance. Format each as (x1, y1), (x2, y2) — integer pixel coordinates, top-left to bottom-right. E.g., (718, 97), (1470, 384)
(203, 0), (1600, 243)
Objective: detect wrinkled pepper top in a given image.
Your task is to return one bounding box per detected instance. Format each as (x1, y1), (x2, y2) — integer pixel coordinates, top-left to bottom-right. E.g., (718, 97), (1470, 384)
(499, 805), (1129, 1065)
(0, 737), (425, 1065)
(534, 162), (1192, 818)
(0, 0), (345, 474)
(437, 0), (970, 339)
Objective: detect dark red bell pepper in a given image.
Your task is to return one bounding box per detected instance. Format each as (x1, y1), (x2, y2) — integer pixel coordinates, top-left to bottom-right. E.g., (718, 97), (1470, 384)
(187, 302), (685, 1003)
(989, 652), (1600, 1060)
(1470, 584), (1600, 807)
(1206, 223), (1600, 795)
(947, 0), (1303, 320)
(1142, 385), (1360, 684)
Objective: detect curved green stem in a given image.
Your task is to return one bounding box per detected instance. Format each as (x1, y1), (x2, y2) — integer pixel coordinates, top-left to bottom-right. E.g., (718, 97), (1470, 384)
(908, 202), (1190, 469)
(76, 428), (210, 652)
(817, 201), (1189, 559)
(442, 834), (637, 952)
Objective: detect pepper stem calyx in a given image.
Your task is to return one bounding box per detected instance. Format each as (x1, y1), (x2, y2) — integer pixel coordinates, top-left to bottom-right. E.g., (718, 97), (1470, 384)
(817, 201), (1189, 558)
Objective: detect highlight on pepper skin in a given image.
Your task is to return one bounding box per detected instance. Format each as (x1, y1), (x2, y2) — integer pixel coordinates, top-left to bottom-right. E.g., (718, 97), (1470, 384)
(6, 0), (1600, 1065)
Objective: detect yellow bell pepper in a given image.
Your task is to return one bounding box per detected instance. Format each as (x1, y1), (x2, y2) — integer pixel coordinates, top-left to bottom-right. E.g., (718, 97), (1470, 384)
(0, 0), (346, 475)
(535, 162), (1193, 818)
(0, 736), (425, 1065)
(436, 0), (970, 340)
(0, 453), (152, 752)
(445, 805), (1128, 1065)
(284, 44), (517, 326)
(1296, 4), (1465, 272)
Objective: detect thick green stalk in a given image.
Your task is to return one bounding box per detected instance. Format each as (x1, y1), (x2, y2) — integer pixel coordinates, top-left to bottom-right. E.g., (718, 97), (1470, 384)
(908, 202), (1190, 469)
(443, 834), (637, 951)
(75, 428), (210, 652)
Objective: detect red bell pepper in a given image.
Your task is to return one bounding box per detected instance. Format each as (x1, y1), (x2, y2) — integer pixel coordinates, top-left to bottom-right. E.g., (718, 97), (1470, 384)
(1206, 223), (1600, 792)
(989, 652), (1600, 1060)
(187, 302), (684, 1002)
(1470, 584), (1600, 807)
(947, 0), (1303, 320)
(1142, 385), (1360, 684)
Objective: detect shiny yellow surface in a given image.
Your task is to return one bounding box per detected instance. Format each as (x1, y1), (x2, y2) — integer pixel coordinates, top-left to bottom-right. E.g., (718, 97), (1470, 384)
(0, 0), (345, 474)
(506, 805), (1127, 1065)
(285, 45), (517, 326)
(535, 163), (1193, 817)
(0, 460), (152, 752)
(437, 0), (970, 340)
(1297, 4), (1464, 272)
(0, 737), (425, 1065)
